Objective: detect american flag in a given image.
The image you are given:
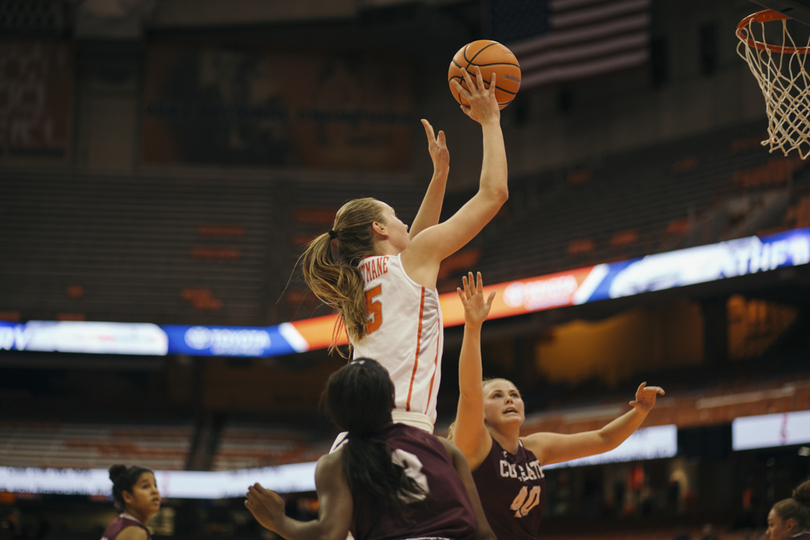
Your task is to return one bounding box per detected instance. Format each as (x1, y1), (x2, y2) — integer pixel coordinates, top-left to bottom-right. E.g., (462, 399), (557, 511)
(489, 0), (651, 90)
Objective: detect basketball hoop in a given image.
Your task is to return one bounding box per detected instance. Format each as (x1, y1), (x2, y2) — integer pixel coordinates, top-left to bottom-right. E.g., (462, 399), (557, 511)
(737, 9), (810, 159)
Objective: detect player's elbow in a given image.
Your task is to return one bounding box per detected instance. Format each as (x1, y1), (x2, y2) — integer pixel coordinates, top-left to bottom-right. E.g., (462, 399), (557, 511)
(485, 183), (508, 206)
(597, 433), (623, 454)
(495, 184), (509, 204)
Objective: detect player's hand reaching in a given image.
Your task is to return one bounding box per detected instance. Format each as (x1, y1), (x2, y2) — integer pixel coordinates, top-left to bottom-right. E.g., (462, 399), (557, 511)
(421, 119), (449, 173)
(245, 483), (285, 532)
(629, 382), (665, 414)
(457, 271), (495, 328)
(452, 66), (500, 125)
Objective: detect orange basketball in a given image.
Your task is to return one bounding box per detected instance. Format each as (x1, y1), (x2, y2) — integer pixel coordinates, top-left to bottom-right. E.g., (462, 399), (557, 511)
(448, 40), (521, 110)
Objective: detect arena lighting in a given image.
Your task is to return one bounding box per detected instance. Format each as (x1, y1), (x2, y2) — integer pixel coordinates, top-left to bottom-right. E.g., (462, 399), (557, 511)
(0, 227), (808, 358)
(543, 424), (677, 469)
(0, 462), (317, 498)
(732, 410), (810, 451)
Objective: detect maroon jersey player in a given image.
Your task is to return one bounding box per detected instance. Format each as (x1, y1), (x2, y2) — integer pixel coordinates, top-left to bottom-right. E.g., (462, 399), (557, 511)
(101, 465), (160, 540)
(245, 358), (495, 540)
(766, 478), (810, 540)
(471, 433), (545, 540)
(451, 272), (665, 540)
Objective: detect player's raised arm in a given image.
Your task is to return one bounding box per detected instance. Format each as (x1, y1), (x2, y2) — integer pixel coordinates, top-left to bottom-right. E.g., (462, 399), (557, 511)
(402, 66), (507, 287)
(409, 119), (450, 239)
(452, 272), (496, 470)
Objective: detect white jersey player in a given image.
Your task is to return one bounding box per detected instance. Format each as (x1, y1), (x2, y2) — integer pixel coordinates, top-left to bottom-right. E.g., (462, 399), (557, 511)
(301, 65), (508, 433)
(353, 254), (443, 430)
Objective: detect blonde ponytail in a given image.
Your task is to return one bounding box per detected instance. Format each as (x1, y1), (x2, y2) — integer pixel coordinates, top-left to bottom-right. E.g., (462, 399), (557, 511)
(300, 198), (384, 356)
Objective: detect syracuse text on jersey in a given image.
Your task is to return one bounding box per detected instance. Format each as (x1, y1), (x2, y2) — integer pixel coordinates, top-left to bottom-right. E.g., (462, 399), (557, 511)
(359, 256), (390, 282)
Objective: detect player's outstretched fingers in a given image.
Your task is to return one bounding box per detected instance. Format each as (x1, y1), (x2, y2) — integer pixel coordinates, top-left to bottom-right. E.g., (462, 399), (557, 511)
(461, 67), (479, 97)
(473, 65), (487, 93)
(452, 79), (473, 105)
(421, 119), (435, 141)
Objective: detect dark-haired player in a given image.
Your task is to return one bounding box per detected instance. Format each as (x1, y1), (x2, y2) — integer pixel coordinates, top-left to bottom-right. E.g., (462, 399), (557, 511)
(766, 478), (810, 540)
(245, 358), (495, 540)
(101, 465), (160, 540)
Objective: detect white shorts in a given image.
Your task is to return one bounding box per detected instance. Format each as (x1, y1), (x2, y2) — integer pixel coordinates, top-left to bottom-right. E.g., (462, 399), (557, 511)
(329, 411), (434, 453)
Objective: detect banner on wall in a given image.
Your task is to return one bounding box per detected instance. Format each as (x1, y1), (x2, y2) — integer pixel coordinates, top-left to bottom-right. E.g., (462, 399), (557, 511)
(1, 227), (808, 358)
(141, 43), (413, 171)
(732, 411), (810, 451)
(0, 463), (317, 498)
(0, 39), (74, 163)
(0, 426), (677, 497)
(0, 424), (677, 496)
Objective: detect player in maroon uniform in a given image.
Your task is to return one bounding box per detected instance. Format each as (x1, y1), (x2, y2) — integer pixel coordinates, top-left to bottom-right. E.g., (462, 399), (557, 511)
(101, 465), (160, 540)
(451, 272), (665, 540)
(766, 478), (810, 540)
(245, 358), (495, 540)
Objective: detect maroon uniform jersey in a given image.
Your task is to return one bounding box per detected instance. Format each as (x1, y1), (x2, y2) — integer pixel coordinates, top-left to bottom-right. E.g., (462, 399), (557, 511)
(101, 514), (152, 540)
(351, 423), (478, 540)
(472, 438), (545, 540)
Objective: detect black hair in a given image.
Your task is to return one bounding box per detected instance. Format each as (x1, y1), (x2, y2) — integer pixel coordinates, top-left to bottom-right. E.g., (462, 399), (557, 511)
(109, 464), (153, 510)
(773, 478), (810, 532)
(325, 358), (427, 513)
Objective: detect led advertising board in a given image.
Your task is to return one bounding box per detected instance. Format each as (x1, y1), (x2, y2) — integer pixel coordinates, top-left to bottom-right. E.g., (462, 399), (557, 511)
(732, 411), (810, 451)
(2, 228), (808, 358)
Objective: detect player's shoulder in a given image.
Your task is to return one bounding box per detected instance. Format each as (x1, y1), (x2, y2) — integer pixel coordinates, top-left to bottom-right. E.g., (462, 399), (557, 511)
(317, 448), (343, 471)
(314, 450), (346, 486)
(436, 435), (462, 456)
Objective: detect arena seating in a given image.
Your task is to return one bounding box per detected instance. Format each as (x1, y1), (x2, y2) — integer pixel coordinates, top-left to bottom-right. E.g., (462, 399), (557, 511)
(0, 421), (193, 470)
(212, 422), (331, 470)
(3, 120), (807, 322)
(0, 169), (275, 326)
(435, 121), (810, 291)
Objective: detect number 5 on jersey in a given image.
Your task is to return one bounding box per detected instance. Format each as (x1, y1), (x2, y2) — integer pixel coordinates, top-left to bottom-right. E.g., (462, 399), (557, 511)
(510, 486), (541, 518)
(365, 285), (383, 334)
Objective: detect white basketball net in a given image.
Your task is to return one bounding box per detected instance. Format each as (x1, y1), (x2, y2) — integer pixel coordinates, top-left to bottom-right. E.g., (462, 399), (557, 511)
(737, 12), (810, 159)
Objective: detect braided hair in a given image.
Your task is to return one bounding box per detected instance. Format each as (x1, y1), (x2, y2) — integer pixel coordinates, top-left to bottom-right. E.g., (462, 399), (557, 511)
(325, 359), (427, 513)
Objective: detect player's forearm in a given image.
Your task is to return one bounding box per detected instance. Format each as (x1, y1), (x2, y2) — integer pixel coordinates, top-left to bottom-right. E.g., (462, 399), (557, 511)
(274, 516), (344, 540)
(478, 121), (508, 203)
(597, 408), (648, 450)
(410, 169), (448, 238)
(459, 322), (484, 400)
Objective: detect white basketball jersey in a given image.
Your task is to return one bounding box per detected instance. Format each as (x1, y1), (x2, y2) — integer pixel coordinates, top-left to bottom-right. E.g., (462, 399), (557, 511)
(352, 254), (444, 424)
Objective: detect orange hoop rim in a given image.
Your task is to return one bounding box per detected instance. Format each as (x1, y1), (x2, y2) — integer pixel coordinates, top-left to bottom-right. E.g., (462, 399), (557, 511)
(737, 9), (810, 54)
